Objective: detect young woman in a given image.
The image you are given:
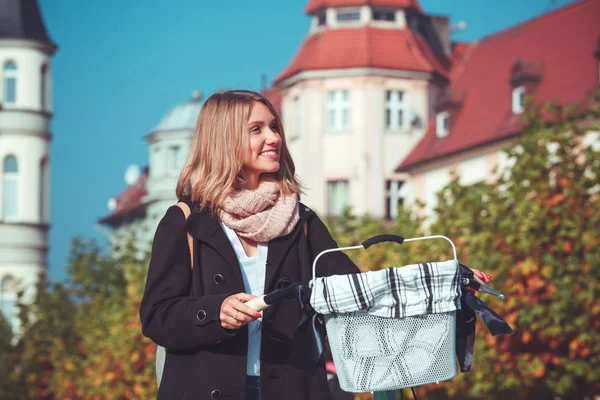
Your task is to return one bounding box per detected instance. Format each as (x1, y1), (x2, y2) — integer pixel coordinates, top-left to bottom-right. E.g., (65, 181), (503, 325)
(140, 90), (359, 400)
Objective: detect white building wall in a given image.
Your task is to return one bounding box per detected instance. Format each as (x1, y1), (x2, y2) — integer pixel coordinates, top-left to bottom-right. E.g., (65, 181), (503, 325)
(282, 72), (434, 217)
(0, 39), (54, 333)
(0, 44), (53, 112)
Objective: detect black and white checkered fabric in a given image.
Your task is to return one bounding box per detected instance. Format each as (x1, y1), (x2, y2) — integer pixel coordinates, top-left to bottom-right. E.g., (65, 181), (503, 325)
(310, 260), (461, 318)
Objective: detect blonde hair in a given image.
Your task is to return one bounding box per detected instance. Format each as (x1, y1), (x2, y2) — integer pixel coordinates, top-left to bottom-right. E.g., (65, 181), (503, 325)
(176, 90), (302, 212)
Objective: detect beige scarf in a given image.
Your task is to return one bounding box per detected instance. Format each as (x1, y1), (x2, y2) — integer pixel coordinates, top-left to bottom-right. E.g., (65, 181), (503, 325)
(218, 177), (299, 242)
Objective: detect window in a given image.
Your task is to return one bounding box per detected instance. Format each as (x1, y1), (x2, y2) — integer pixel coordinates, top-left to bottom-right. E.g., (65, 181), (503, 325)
(167, 145), (182, 172)
(327, 180), (350, 216)
(337, 10), (360, 22)
(294, 96), (302, 138)
(317, 12), (327, 25)
(41, 64), (48, 110)
(385, 180), (404, 220)
(385, 90), (405, 130)
(436, 111), (449, 137)
(40, 158), (48, 222)
(2, 155), (18, 220)
(3, 61), (17, 107)
(0, 275), (17, 332)
(512, 86), (525, 114)
(326, 90), (350, 131)
(374, 10), (395, 21)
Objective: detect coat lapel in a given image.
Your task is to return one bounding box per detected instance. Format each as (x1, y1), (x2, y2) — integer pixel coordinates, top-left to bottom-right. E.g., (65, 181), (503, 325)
(185, 209), (244, 286)
(264, 207), (312, 292)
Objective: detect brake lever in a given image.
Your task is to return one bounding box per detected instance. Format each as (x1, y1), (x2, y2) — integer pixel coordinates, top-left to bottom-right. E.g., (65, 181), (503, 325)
(459, 263), (505, 300)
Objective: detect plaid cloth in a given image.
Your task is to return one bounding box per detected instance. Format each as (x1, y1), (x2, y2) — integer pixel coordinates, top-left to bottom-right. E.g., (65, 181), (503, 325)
(310, 260), (461, 318)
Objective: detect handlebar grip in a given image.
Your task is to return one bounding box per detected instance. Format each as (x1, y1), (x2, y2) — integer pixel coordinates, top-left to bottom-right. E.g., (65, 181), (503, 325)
(245, 296), (269, 311)
(361, 234), (405, 249)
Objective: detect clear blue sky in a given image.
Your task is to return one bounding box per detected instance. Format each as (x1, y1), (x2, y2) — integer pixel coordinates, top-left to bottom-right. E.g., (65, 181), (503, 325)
(39, 0), (576, 282)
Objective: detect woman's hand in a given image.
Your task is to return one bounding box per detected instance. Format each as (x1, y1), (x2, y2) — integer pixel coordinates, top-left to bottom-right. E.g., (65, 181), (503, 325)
(219, 293), (262, 330)
(467, 268), (492, 294)
(471, 268), (491, 283)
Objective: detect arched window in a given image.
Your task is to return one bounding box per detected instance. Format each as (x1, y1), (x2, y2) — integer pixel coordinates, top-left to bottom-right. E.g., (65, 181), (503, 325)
(2, 155), (19, 220)
(3, 61), (18, 107)
(0, 275), (17, 331)
(41, 64), (48, 110)
(40, 157), (49, 222)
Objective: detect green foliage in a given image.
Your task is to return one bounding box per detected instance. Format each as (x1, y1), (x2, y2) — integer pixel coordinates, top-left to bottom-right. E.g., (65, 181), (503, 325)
(328, 95), (600, 399)
(0, 237), (157, 399)
(0, 95), (598, 399)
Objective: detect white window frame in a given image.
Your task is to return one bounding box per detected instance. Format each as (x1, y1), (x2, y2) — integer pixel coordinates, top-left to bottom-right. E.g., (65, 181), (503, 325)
(385, 90), (406, 131)
(2, 155), (19, 221)
(336, 8), (361, 23)
(39, 157), (49, 222)
(385, 180), (404, 220)
(326, 90), (350, 131)
(512, 86), (525, 114)
(3, 61), (18, 107)
(167, 145), (182, 173)
(41, 64), (48, 110)
(436, 111), (449, 138)
(327, 180), (350, 216)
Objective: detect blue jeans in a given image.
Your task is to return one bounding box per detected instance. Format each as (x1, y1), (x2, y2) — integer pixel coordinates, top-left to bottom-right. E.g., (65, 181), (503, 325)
(246, 375), (260, 400)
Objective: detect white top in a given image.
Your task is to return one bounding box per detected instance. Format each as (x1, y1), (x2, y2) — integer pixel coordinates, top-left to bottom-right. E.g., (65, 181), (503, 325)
(220, 221), (268, 376)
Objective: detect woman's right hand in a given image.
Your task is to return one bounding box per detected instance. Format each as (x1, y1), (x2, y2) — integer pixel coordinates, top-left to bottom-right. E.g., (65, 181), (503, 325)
(219, 293), (262, 330)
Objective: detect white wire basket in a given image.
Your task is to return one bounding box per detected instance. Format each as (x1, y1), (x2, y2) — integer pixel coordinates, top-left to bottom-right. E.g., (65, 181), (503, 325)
(311, 234), (460, 393)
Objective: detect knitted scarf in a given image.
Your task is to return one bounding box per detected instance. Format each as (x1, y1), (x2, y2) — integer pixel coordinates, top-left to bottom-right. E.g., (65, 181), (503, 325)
(218, 177), (299, 242)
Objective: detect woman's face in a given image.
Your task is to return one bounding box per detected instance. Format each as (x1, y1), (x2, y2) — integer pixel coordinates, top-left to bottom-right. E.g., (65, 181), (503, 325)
(242, 102), (282, 187)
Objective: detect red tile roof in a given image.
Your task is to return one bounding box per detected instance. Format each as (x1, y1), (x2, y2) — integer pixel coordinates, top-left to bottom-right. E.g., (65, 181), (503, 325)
(398, 0), (600, 171)
(305, 0), (423, 14)
(98, 166), (149, 225)
(262, 86), (283, 116)
(275, 27), (449, 83)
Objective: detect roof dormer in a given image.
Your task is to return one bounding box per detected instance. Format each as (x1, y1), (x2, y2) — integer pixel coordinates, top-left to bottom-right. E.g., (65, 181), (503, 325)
(510, 58), (543, 87)
(306, 0), (423, 32)
(510, 59), (543, 114)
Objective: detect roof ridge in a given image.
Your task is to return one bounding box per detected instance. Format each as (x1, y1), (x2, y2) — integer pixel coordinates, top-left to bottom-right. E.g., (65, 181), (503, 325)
(478, 0), (595, 44)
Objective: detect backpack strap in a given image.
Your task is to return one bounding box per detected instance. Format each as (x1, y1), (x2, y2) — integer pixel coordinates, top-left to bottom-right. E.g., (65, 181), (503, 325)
(175, 202), (194, 269)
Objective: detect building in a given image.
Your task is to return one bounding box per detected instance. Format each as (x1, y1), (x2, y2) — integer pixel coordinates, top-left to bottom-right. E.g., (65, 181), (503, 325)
(98, 92), (203, 252)
(272, 0), (456, 219)
(0, 0), (57, 333)
(99, 0), (600, 247)
(262, 0), (600, 219)
(395, 0), (600, 216)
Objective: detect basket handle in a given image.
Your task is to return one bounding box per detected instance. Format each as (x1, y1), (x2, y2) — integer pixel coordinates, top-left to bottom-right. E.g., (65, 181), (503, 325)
(361, 234), (404, 249)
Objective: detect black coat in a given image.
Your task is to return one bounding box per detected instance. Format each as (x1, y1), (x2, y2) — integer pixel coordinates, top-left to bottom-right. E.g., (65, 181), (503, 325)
(140, 202), (359, 400)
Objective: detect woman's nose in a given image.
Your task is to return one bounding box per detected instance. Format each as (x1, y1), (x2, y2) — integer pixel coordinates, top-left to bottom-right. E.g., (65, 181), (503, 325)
(266, 129), (280, 144)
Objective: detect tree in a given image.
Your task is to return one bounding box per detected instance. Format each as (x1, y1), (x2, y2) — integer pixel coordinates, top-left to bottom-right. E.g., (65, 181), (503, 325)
(326, 94), (600, 399)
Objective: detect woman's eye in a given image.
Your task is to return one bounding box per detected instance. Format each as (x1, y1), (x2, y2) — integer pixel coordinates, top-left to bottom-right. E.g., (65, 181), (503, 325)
(270, 124), (279, 132)
(250, 127), (260, 133)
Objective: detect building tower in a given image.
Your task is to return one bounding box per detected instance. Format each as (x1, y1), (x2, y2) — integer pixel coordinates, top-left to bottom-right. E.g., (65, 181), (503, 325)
(271, 0), (452, 218)
(0, 0), (57, 332)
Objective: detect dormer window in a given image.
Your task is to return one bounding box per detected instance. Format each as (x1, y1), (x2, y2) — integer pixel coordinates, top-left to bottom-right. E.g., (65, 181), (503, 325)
(317, 12), (326, 26)
(436, 111), (449, 137)
(373, 9), (395, 21)
(512, 86), (525, 114)
(337, 9), (361, 22)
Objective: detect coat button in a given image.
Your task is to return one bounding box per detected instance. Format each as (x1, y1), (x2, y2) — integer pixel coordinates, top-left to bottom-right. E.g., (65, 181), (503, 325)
(210, 389), (222, 399)
(214, 274), (224, 285)
(305, 207), (310, 211)
(196, 310), (207, 321)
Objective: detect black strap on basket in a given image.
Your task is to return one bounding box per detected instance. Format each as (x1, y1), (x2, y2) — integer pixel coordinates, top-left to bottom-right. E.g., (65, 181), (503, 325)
(399, 387), (418, 400)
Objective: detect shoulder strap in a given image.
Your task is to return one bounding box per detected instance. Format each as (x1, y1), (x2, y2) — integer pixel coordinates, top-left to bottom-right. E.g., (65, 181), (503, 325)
(175, 202), (194, 269)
